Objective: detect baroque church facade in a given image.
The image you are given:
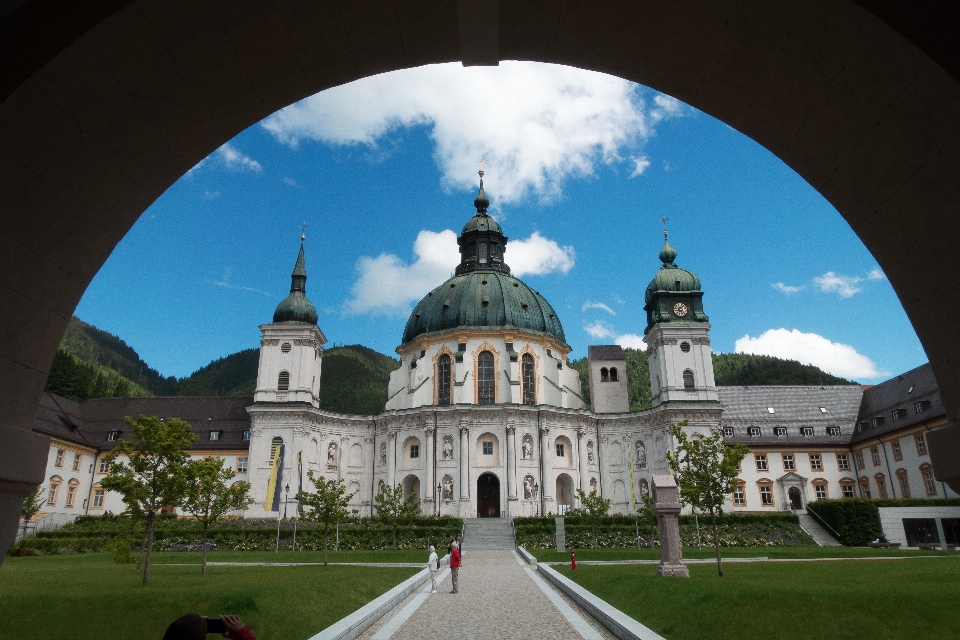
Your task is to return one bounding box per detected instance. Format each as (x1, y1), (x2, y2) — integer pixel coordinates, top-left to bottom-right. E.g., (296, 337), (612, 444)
(28, 176), (958, 535)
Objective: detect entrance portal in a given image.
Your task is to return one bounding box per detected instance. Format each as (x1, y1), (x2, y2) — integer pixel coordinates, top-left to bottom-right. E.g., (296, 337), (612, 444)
(477, 473), (500, 518)
(788, 487), (802, 510)
(556, 473), (574, 515)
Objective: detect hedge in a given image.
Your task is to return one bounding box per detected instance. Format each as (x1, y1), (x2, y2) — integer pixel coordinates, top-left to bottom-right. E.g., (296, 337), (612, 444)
(9, 514), (463, 556)
(806, 499), (881, 546)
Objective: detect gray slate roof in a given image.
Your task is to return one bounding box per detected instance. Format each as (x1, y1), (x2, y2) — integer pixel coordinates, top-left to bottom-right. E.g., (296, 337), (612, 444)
(588, 345), (626, 361)
(851, 363), (943, 443)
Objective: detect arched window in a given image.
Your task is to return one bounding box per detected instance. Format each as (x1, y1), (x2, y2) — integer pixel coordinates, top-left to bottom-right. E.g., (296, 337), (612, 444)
(522, 353), (536, 405)
(610, 367), (619, 382)
(683, 369), (695, 389)
(277, 370), (290, 391)
(437, 353), (451, 406)
(478, 350), (495, 404)
(271, 437), (284, 459)
(600, 367), (609, 382)
(479, 242), (488, 264)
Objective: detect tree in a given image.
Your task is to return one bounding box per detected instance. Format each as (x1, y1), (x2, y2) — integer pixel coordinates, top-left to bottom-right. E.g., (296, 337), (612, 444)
(100, 415), (197, 585)
(180, 457), (252, 574)
(574, 488), (611, 548)
(297, 471), (356, 565)
(19, 486), (46, 539)
(669, 422), (749, 577)
(374, 484), (420, 551)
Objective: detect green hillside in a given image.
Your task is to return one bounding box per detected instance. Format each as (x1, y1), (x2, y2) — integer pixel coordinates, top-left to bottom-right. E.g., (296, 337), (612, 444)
(176, 348), (261, 396)
(44, 348), (154, 403)
(569, 349), (856, 411)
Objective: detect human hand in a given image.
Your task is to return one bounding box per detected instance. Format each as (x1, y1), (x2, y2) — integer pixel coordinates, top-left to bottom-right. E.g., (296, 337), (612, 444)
(220, 615), (248, 639)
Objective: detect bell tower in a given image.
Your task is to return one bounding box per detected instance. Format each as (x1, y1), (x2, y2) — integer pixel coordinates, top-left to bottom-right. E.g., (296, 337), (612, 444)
(642, 228), (717, 407)
(254, 235), (326, 407)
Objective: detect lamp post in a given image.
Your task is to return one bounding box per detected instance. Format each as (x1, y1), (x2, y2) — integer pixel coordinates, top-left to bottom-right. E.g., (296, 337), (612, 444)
(534, 483), (540, 516)
(437, 483), (442, 516)
(284, 484), (290, 520)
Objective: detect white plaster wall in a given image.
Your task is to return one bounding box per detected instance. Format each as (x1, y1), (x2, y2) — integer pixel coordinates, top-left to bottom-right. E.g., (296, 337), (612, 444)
(588, 358), (628, 413)
(877, 506), (960, 546)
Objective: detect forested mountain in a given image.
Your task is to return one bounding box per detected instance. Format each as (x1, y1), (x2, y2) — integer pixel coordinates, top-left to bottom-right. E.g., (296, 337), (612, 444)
(47, 318), (856, 415)
(568, 349), (856, 412)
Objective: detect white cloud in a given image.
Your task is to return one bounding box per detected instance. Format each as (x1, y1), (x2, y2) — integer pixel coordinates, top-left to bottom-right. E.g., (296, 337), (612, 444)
(615, 334), (646, 350)
(203, 189), (220, 200)
(583, 321), (645, 350)
(813, 271), (863, 298)
(867, 268), (885, 281)
(734, 328), (885, 380)
(262, 61), (682, 204)
(344, 228), (574, 315)
(629, 156), (651, 177)
(217, 143), (262, 172)
(582, 301), (616, 315)
(508, 232), (575, 276)
(772, 282), (804, 296)
(283, 177), (298, 186)
(584, 321), (617, 340)
(208, 267), (270, 296)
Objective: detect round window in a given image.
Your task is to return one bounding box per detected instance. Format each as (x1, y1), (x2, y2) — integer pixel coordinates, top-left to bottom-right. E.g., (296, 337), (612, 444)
(281, 342), (292, 353)
(680, 341), (691, 352)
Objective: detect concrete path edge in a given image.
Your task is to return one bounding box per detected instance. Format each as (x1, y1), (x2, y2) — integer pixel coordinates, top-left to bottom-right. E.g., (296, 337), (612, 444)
(307, 568), (430, 640)
(516, 545), (537, 566)
(536, 564), (667, 640)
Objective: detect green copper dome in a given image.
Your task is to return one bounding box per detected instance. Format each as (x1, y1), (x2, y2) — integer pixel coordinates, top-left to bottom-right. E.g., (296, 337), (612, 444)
(273, 242), (319, 325)
(643, 234), (708, 334)
(402, 270), (567, 346)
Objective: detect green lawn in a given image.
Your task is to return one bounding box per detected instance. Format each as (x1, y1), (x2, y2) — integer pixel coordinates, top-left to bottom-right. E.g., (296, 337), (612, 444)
(0, 553), (418, 640)
(557, 556), (960, 640)
(151, 548), (431, 564)
(530, 545), (956, 562)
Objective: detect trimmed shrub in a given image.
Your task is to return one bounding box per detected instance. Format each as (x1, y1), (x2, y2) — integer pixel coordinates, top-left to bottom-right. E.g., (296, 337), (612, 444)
(807, 499), (881, 546)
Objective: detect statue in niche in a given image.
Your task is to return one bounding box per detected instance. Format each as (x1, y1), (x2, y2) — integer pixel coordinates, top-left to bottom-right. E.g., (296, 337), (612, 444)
(639, 478), (649, 498)
(379, 441), (387, 466)
(442, 476), (454, 501)
(587, 440), (595, 464)
(442, 435), (454, 460)
(326, 479), (336, 490)
(590, 477), (598, 492)
(521, 434), (533, 459)
(523, 475), (535, 500)
(377, 480), (385, 494)
(636, 441), (647, 468)
(327, 442), (338, 465)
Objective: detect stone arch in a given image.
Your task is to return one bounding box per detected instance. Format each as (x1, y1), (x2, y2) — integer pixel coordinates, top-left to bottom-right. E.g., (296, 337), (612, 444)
(349, 442), (363, 468)
(402, 474), (421, 503)
(6, 0), (960, 556)
(553, 434), (573, 468)
(476, 431), (500, 467)
(347, 481), (361, 505)
(613, 479), (626, 504)
(401, 435), (422, 470)
(556, 473), (574, 512)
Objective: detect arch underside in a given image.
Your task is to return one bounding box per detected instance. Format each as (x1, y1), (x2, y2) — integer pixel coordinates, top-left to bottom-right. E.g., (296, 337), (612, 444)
(3, 0), (960, 557)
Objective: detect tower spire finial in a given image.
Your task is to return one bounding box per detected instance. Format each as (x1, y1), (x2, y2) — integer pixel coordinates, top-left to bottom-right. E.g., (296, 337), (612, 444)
(661, 216), (669, 239)
(300, 221), (308, 242)
(474, 159), (489, 213)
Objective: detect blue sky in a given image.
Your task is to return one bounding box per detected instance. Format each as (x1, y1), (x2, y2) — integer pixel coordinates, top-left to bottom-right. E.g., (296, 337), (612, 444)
(74, 62), (925, 383)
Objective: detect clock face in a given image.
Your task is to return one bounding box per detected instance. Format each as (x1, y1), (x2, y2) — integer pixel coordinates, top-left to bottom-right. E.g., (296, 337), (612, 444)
(673, 302), (689, 317)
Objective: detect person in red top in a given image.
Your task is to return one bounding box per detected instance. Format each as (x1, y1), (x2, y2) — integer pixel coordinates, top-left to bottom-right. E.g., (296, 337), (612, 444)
(449, 540), (461, 594)
(162, 613), (257, 639)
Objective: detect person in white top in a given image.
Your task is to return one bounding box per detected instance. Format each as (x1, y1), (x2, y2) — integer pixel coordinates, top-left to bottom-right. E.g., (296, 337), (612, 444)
(427, 545), (439, 593)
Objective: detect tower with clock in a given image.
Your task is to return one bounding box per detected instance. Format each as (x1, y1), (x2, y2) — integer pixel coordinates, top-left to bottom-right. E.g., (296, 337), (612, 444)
(642, 230), (719, 407)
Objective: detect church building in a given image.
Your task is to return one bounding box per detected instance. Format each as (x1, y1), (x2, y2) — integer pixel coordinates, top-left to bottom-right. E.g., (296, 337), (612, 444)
(26, 173), (959, 543)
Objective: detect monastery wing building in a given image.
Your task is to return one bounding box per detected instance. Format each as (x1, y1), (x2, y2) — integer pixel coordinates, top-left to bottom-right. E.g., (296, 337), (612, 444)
(30, 176), (958, 530)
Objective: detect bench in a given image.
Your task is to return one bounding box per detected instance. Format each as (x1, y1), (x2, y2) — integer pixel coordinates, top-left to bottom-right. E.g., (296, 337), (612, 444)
(868, 542), (901, 549)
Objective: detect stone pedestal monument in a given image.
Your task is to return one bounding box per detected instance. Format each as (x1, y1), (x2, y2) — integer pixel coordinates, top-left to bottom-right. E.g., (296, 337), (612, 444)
(652, 474), (689, 578)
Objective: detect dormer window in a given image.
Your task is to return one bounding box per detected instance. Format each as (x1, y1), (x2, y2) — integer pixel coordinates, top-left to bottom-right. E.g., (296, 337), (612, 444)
(723, 427), (734, 438)
(748, 426), (761, 437)
(209, 430), (221, 441)
(828, 427), (841, 436)
(871, 417), (882, 429)
(892, 409), (904, 421)
(107, 430), (119, 441)
(819, 407), (827, 413)
(775, 427), (787, 437)
(801, 427), (814, 436)
(915, 401), (928, 414)
(767, 408), (775, 414)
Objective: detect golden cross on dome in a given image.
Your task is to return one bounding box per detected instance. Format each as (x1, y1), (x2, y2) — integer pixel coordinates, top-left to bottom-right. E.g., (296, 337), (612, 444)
(478, 157), (485, 177)
(300, 221), (308, 241)
(660, 216), (669, 238)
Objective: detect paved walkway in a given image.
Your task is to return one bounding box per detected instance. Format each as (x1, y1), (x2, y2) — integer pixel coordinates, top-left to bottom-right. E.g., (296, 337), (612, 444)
(358, 550), (617, 640)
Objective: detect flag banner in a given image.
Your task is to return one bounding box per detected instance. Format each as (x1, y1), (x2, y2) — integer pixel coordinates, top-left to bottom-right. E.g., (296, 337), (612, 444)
(627, 448), (636, 513)
(297, 450), (303, 513)
(266, 443), (285, 512)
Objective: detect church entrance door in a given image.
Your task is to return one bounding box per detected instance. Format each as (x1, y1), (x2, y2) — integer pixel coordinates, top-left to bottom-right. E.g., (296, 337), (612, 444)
(477, 473), (500, 518)
(788, 487), (802, 510)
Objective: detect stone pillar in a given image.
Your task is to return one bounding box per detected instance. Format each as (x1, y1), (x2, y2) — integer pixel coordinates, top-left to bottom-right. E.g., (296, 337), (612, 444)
(387, 431), (397, 489)
(577, 426), (590, 497)
(459, 425), (470, 501)
(652, 474), (689, 578)
(540, 425), (552, 503)
(506, 424), (518, 501)
(424, 425), (435, 506)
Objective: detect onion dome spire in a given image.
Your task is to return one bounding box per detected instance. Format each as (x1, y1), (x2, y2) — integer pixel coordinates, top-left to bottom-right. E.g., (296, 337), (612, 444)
(273, 234), (319, 324)
(659, 215), (677, 267)
(474, 158), (490, 213)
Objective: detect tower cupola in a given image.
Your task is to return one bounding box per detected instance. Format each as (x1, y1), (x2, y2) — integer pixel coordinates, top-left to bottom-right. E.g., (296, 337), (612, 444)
(456, 164), (510, 276)
(643, 231), (708, 334)
(273, 238), (319, 325)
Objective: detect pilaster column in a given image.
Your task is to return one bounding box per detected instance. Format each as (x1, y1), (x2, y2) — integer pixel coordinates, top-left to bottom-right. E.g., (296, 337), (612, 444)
(387, 431), (397, 488)
(460, 425), (470, 500)
(577, 426), (590, 497)
(424, 426), (435, 503)
(506, 424), (518, 500)
(540, 425), (552, 501)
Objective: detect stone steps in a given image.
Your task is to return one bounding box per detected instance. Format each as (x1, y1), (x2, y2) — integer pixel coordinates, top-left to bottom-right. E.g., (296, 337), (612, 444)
(462, 518), (516, 550)
(797, 512), (842, 547)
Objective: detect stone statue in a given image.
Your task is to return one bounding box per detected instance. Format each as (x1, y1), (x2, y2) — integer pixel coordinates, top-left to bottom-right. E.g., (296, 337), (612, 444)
(379, 441), (386, 466)
(636, 441), (646, 467)
(589, 477), (598, 492)
(523, 475), (535, 500)
(639, 478), (649, 498)
(522, 434), (533, 459)
(442, 435), (453, 460)
(587, 440), (595, 464)
(442, 476), (453, 501)
(377, 480), (385, 494)
(327, 442), (337, 465)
